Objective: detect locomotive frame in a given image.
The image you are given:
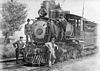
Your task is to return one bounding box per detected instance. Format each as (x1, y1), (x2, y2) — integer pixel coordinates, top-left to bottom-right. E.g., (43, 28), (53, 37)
(23, 0), (97, 66)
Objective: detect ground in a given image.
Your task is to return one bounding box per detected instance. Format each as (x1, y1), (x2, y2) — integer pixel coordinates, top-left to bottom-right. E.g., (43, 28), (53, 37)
(0, 48), (99, 71)
(51, 48), (99, 71)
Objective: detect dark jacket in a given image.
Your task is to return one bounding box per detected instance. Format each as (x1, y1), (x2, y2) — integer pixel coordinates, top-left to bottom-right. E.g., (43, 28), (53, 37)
(13, 40), (24, 49)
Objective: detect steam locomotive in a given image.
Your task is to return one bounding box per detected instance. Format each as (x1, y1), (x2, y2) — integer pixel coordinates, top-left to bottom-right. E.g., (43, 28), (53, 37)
(24, 0), (97, 65)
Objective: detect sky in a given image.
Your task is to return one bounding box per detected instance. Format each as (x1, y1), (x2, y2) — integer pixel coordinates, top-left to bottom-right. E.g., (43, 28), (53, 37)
(0, 0), (100, 23)
(19, 0), (100, 23)
(0, 0), (100, 41)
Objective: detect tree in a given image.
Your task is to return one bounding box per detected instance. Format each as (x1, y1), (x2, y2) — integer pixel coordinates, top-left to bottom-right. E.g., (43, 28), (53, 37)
(0, 0), (27, 43)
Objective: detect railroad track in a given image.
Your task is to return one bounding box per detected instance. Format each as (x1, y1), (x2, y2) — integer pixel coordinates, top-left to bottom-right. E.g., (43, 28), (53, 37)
(0, 58), (24, 70)
(1, 63), (24, 69)
(0, 46), (98, 71)
(0, 57), (23, 63)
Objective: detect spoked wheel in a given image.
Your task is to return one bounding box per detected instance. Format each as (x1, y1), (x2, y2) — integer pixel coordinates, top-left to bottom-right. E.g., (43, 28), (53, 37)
(72, 49), (78, 59)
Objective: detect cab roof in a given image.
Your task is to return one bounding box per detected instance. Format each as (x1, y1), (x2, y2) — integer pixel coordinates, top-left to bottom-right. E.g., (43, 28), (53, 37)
(64, 13), (85, 20)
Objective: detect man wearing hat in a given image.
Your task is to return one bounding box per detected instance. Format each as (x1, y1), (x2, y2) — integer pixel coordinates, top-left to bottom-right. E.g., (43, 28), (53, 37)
(13, 36), (25, 64)
(56, 13), (68, 39)
(24, 19), (32, 43)
(45, 37), (58, 67)
(59, 13), (67, 32)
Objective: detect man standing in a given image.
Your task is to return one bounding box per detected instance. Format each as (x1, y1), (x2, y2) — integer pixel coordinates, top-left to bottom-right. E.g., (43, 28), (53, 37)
(13, 36), (25, 64)
(24, 19), (32, 43)
(45, 37), (58, 67)
(58, 14), (67, 33)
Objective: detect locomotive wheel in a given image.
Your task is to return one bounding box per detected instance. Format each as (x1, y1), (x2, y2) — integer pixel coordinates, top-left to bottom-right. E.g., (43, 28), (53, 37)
(72, 49), (78, 59)
(66, 53), (70, 60)
(59, 53), (67, 62)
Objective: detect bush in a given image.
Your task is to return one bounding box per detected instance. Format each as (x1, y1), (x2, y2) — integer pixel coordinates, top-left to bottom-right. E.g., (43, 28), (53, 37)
(2, 44), (16, 58)
(0, 38), (16, 59)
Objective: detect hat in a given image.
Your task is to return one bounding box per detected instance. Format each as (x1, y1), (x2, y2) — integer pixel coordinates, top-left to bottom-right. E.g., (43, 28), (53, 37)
(51, 35), (56, 39)
(27, 18), (30, 22)
(20, 36), (23, 39)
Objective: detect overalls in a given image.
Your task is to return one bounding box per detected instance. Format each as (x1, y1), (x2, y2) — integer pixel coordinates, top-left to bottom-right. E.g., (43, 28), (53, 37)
(25, 24), (32, 43)
(45, 42), (58, 67)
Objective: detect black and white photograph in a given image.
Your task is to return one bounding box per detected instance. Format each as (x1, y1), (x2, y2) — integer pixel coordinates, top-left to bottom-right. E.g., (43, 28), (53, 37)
(0, 0), (99, 71)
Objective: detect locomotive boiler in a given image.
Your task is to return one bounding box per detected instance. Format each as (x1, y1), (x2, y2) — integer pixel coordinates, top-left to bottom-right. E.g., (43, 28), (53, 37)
(31, 16), (73, 43)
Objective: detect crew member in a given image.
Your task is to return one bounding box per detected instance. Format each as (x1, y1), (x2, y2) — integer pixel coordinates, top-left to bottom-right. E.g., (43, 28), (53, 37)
(45, 37), (58, 67)
(57, 13), (68, 32)
(13, 36), (25, 64)
(59, 14), (68, 32)
(24, 19), (32, 43)
(56, 13), (68, 39)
